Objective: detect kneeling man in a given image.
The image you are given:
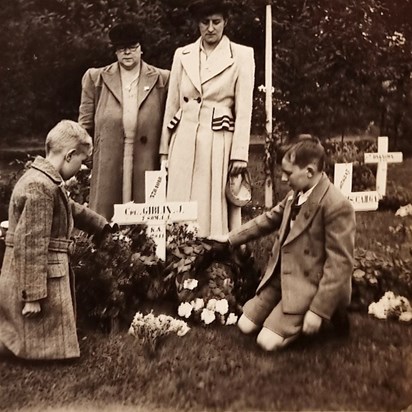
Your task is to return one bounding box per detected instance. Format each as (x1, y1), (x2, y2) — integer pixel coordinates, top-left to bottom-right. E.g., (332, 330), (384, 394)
(212, 136), (356, 351)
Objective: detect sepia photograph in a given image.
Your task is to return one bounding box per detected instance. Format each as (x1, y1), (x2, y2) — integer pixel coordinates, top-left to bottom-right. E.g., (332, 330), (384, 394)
(0, 0), (411, 411)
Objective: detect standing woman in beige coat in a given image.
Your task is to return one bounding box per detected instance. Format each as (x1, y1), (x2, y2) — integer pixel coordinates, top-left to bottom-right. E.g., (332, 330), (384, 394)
(160, 0), (255, 237)
(79, 23), (170, 221)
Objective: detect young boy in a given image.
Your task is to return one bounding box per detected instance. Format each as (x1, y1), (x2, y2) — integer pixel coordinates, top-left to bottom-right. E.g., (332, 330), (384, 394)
(212, 136), (356, 351)
(0, 120), (110, 360)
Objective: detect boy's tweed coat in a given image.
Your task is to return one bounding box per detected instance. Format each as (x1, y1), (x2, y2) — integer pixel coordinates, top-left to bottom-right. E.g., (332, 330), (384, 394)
(229, 173), (356, 320)
(0, 157), (107, 359)
(79, 61), (170, 220)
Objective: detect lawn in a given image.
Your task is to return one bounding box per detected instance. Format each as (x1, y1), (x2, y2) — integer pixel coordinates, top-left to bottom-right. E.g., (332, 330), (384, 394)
(1, 145), (412, 412)
(1, 313), (411, 412)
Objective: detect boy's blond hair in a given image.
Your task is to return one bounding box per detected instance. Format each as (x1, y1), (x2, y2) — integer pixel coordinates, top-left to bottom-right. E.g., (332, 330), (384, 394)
(45, 120), (92, 155)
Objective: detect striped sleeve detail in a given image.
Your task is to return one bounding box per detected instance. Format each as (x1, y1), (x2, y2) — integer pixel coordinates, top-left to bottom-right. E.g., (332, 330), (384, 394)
(167, 108), (182, 130)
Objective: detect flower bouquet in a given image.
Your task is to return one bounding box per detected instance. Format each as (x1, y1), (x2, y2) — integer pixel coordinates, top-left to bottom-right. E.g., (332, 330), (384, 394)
(176, 259), (240, 326)
(128, 311), (190, 354)
(165, 224), (260, 326)
(368, 291), (412, 322)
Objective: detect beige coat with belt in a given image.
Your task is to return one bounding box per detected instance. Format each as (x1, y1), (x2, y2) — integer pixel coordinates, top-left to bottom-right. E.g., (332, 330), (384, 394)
(229, 174), (356, 320)
(0, 157), (107, 359)
(160, 36), (255, 236)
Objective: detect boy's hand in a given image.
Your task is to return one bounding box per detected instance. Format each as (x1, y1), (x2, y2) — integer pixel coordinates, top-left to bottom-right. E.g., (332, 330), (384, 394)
(22, 301), (41, 318)
(207, 234), (230, 243)
(302, 310), (323, 335)
(204, 235), (230, 253)
(93, 223), (117, 247)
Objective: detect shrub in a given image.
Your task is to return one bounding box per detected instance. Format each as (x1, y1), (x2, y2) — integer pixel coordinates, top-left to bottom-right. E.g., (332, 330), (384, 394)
(351, 247), (412, 311)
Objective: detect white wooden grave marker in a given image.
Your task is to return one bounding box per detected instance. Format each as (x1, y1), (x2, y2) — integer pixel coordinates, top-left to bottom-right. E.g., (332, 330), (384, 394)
(334, 163), (379, 211)
(112, 168), (197, 260)
(364, 135), (403, 197)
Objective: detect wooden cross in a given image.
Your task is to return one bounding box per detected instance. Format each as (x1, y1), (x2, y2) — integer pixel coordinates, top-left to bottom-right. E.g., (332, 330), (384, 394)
(334, 163), (379, 211)
(364, 136), (403, 197)
(111, 169), (197, 260)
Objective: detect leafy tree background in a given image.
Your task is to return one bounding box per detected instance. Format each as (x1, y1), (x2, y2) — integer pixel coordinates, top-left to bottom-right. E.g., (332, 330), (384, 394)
(0, 0), (411, 148)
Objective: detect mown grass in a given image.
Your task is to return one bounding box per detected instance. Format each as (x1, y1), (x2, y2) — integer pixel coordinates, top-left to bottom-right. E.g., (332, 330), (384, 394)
(1, 313), (411, 412)
(1, 147), (412, 412)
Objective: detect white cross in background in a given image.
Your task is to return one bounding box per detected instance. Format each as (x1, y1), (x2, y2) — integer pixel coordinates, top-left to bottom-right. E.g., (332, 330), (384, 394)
(334, 136), (403, 211)
(364, 135), (403, 197)
(112, 168), (197, 260)
(334, 162), (380, 211)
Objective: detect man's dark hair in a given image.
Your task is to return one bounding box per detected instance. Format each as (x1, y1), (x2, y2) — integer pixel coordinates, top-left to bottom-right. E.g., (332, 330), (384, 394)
(188, 0), (230, 20)
(282, 135), (325, 172)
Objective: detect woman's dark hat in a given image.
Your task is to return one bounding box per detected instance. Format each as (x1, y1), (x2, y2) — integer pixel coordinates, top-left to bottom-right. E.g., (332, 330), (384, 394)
(109, 23), (140, 47)
(188, 0), (230, 19)
(225, 170), (252, 207)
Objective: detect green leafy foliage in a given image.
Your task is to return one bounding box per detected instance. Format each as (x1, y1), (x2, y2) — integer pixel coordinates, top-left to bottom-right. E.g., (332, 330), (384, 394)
(1, 0), (411, 145)
(323, 139), (378, 191)
(166, 225), (260, 314)
(73, 226), (164, 331)
(351, 247), (412, 311)
(72, 223), (260, 331)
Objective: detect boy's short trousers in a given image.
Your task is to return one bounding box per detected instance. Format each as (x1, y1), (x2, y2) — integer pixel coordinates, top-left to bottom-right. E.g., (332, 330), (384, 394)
(242, 275), (304, 338)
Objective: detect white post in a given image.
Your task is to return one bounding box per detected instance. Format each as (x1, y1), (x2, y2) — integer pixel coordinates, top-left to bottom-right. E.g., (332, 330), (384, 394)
(264, 1), (273, 208)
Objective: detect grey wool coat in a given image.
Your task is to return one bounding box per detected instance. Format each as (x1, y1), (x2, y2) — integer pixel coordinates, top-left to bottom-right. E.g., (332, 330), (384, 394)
(229, 173), (356, 320)
(0, 157), (107, 359)
(79, 61), (170, 220)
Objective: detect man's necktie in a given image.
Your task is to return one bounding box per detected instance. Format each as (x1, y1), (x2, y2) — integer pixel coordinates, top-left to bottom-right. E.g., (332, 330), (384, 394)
(290, 195), (302, 221)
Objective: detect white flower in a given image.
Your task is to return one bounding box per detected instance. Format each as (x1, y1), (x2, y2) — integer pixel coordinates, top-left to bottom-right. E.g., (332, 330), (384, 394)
(178, 302), (193, 318)
(215, 299), (229, 315)
(183, 278), (198, 290)
(200, 308), (216, 325)
(128, 311), (190, 339)
(395, 204), (412, 217)
(368, 291), (412, 320)
(399, 312), (412, 322)
(190, 298), (205, 311)
(225, 313), (238, 326)
(368, 301), (387, 319)
(176, 323), (191, 336)
(206, 298), (217, 311)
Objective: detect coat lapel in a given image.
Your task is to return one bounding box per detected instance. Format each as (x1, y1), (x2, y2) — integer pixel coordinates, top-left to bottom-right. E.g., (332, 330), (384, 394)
(283, 174), (330, 245)
(200, 35), (234, 84)
(30, 157), (72, 237)
(137, 62), (159, 109)
(101, 63), (122, 104)
(278, 192), (296, 244)
(180, 39), (202, 94)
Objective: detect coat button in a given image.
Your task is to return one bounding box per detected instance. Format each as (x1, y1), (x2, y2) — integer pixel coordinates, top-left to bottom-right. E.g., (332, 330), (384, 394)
(304, 271), (309, 277)
(140, 136), (147, 144)
(196, 97), (201, 103)
(183, 96), (189, 102)
(304, 249), (310, 255)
